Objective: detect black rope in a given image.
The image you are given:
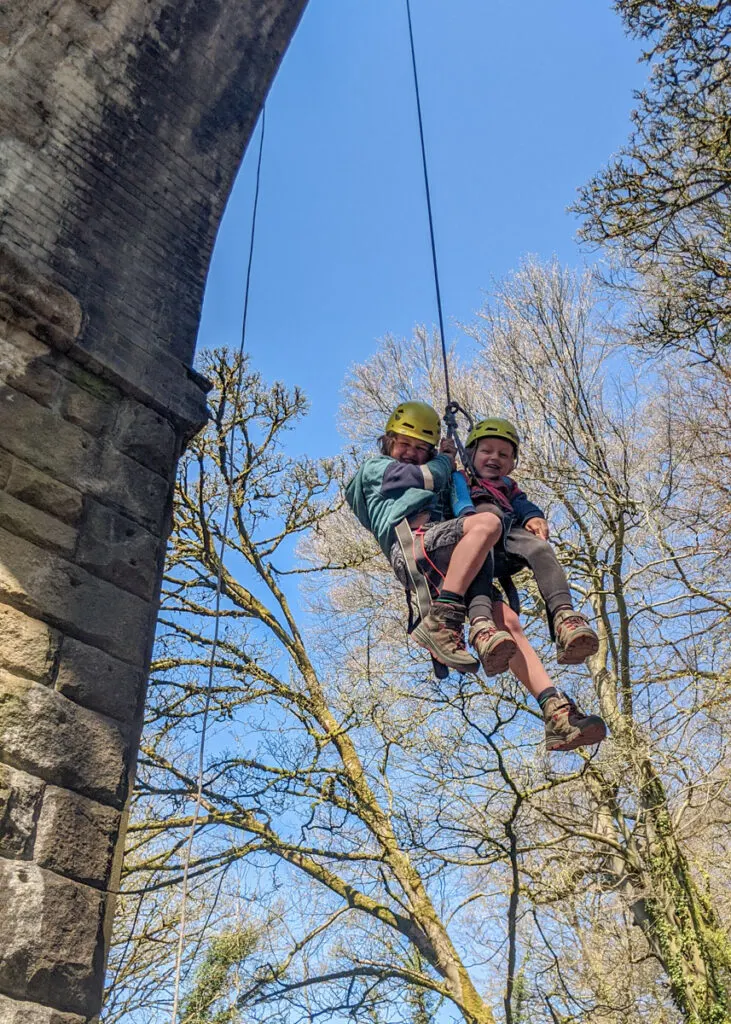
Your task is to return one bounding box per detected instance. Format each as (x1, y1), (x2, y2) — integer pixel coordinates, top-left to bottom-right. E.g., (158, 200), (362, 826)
(239, 105), (266, 366)
(405, 0), (451, 405)
(170, 104), (266, 1022)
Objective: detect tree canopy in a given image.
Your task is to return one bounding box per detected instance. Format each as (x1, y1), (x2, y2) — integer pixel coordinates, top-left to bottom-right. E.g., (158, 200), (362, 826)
(575, 0), (731, 369)
(106, 262), (731, 1024)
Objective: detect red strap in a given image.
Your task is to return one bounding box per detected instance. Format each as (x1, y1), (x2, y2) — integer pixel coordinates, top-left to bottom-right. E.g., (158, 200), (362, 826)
(413, 526), (444, 593)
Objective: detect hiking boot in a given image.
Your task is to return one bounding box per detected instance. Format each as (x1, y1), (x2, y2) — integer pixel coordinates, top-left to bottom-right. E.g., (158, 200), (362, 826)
(554, 609), (599, 665)
(542, 692), (607, 751)
(412, 601), (479, 673)
(468, 619), (517, 677)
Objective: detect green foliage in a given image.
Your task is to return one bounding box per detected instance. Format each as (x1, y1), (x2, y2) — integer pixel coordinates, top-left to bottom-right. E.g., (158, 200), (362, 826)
(181, 927), (259, 1024)
(511, 967), (529, 1024)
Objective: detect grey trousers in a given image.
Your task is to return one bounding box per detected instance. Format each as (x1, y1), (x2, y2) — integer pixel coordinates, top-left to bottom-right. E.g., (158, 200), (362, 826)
(477, 501), (573, 618)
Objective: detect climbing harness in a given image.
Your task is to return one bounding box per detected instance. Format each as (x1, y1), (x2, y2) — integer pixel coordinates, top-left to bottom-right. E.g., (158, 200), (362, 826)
(394, 518), (449, 679)
(169, 107), (267, 1023)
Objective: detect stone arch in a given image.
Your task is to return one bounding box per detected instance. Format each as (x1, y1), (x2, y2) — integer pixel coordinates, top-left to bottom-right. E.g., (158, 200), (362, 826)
(0, 2), (307, 1018)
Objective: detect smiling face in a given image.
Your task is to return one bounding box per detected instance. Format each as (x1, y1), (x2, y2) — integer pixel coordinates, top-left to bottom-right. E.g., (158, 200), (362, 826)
(390, 433), (434, 465)
(471, 436), (516, 480)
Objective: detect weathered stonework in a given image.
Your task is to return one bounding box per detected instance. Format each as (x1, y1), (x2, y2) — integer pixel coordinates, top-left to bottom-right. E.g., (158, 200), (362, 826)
(0, 860), (105, 1017)
(0, 766), (44, 861)
(0, 994), (84, 1024)
(0, 605), (61, 684)
(55, 637), (143, 725)
(0, 0), (308, 1018)
(0, 673), (129, 807)
(35, 787), (121, 889)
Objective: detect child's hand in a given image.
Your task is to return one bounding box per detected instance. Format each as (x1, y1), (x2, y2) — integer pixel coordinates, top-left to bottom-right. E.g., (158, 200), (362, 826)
(524, 517), (550, 540)
(439, 437), (457, 468)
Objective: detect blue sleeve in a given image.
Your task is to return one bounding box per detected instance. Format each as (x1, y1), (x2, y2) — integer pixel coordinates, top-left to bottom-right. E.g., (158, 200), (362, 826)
(509, 481), (545, 525)
(451, 471), (476, 517)
(381, 453), (453, 498)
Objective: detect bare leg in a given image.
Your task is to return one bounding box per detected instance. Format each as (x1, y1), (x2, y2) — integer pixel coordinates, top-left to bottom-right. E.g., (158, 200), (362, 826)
(441, 512), (501, 594)
(494, 604), (607, 750)
(493, 602), (553, 700)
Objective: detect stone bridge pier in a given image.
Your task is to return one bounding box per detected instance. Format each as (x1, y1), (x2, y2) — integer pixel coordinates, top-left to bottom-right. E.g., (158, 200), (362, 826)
(0, 1), (307, 1019)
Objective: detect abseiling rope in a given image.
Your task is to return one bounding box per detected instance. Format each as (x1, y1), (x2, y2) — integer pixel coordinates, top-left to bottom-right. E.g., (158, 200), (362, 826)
(405, 0), (452, 406)
(168, 9), (455, 1012)
(169, 105), (267, 1023)
(405, 1), (478, 471)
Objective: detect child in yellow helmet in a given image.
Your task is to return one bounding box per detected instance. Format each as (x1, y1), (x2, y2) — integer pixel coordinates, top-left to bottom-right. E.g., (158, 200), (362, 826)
(346, 400), (515, 675)
(464, 417), (600, 666)
(345, 402), (606, 751)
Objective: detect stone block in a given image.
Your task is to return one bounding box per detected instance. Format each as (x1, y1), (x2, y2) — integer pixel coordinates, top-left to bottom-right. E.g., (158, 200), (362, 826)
(76, 500), (159, 600)
(60, 380), (113, 435)
(35, 786), (121, 888)
(3, 359), (60, 409)
(113, 398), (177, 477)
(0, 993), (85, 1023)
(0, 388), (170, 532)
(60, 361), (119, 408)
(0, 491), (77, 557)
(0, 764), (44, 859)
(0, 247), (82, 352)
(0, 386), (94, 490)
(0, 860), (104, 1017)
(0, 673), (128, 807)
(55, 636), (143, 724)
(1, 325), (51, 364)
(4, 456), (83, 526)
(0, 604), (60, 683)
(97, 442), (172, 534)
(1, 323), (62, 407)
(0, 527), (150, 664)
(0, 449), (11, 489)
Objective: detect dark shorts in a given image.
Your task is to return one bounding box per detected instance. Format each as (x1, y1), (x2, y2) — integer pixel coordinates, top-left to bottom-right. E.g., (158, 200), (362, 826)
(389, 517), (503, 602)
(389, 518), (465, 586)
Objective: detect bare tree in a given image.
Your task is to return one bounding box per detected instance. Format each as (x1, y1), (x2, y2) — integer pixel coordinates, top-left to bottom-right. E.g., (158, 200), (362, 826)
(109, 349), (552, 1024)
(331, 260), (731, 1022)
(467, 258), (731, 1023)
(574, 0), (731, 371)
(109, 275), (731, 1024)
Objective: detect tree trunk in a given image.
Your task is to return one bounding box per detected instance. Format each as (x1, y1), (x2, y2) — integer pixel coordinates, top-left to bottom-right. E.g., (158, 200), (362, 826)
(594, 666), (731, 1024)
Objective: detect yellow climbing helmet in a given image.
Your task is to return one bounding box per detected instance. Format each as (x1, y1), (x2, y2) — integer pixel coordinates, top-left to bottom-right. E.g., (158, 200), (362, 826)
(466, 417), (520, 453)
(385, 401), (441, 444)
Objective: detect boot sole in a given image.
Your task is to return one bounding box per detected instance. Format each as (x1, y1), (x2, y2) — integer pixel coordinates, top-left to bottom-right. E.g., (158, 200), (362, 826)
(412, 624), (479, 673)
(477, 637), (517, 677)
(547, 720), (607, 752)
(556, 633), (600, 666)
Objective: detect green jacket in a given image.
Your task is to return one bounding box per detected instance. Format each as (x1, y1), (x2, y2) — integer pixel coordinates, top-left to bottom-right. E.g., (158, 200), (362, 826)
(344, 453), (453, 557)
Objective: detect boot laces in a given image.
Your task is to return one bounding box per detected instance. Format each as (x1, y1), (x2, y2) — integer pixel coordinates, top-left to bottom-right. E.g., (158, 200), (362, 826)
(560, 693), (585, 723)
(431, 604), (468, 651)
(474, 620), (498, 641)
(558, 614), (589, 632)
(451, 626), (468, 652)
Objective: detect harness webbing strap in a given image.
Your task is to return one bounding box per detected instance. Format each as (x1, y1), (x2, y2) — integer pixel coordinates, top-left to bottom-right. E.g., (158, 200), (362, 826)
(395, 520), (451, 681)
(395, 519), (434, 627)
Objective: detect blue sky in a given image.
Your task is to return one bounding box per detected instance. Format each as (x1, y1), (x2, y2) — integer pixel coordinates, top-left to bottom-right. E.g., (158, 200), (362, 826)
(197, 0), (645, 459)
